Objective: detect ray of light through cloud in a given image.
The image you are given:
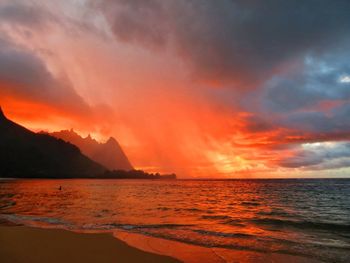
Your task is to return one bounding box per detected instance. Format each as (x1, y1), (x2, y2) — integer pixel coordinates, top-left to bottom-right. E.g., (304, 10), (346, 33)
(1, 0), (350, 177)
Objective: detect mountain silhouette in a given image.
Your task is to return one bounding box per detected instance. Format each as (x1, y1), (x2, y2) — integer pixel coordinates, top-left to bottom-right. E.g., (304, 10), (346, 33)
(51, 130), (133, 171)
(0, 107), (106, 178)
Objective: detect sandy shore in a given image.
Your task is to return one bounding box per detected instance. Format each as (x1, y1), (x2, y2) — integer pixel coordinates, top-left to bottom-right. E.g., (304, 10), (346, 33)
(0, 225), (323, 263)
(114, 230), (323, 263)
(0, 226), (180, 263)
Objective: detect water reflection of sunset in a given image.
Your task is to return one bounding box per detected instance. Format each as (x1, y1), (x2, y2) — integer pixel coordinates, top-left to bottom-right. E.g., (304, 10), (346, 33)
(1, 179), (349, 262)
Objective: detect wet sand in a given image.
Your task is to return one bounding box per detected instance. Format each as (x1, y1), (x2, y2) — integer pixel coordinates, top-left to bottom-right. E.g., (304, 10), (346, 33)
(115, 230), (323, 263)
(0, 225), (323, 263)
(0, 226), (180, 263)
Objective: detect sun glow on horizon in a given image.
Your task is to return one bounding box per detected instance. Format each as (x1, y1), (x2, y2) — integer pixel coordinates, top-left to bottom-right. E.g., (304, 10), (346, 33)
(1, 1), (350, 178)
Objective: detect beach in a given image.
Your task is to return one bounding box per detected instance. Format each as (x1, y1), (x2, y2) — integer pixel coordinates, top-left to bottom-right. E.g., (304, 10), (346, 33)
(0, 226), (179, 263)
(114, 229), (323, 263)
(0, 225), (324, 263)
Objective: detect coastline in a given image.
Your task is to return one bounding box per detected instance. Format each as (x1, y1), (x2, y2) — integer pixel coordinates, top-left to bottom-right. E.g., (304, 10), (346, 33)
(0, 223), (323, 263)
(114, 230), (323, 263)
(0, 225), (180, 263)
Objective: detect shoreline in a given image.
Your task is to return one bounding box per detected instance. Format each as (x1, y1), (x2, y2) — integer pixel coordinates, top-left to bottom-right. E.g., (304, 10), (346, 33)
(0, 225), (180, 263)
(113, 230), (322, 263)
(0, 223), (323, 263)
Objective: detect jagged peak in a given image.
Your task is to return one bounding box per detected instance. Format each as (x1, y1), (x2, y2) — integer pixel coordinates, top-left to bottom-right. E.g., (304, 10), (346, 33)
(106, 136), (119, 145)
(85, 133), (96, 142)
(55, 129), (78, 138)
(56, 128), (75, 134)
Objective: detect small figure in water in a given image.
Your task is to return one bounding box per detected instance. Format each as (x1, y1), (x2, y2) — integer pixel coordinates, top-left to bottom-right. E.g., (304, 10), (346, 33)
(59, 186), (62, 191)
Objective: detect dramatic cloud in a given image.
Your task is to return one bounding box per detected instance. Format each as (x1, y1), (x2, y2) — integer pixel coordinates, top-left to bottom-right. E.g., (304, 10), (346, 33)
(1, 0), (350, 177)
(0, 1), (114, 134)
(0, 37), (89, 114)
(99, 0), (350, 87)
(0, 1), (52, 25)
(278, 142), (350, 170)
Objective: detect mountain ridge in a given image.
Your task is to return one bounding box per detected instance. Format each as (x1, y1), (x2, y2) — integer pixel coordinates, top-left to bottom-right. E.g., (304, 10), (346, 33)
(0, 108), (106, 178)
(51, 129), (133, 171)
(0, 107), (176, 179)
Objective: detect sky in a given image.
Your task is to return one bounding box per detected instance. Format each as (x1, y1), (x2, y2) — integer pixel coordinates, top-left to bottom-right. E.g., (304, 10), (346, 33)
(1, 0), (350, 178)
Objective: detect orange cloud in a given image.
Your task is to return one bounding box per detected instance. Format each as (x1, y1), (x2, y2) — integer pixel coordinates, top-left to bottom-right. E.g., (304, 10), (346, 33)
(2, 1), (350, 178)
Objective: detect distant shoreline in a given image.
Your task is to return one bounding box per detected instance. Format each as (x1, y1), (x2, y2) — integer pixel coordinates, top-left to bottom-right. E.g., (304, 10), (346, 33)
(1, 177), (349, 180)
(0, 170), (177, 180)
(0, 178), (177, 180)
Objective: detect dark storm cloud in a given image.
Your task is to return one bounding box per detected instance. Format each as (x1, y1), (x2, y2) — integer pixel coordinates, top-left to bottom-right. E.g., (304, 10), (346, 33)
(264, 50), (350, 113)
(0, 37), (90, 113)
(278, 142), (350, 170)
(0, 1), (49, 26)
(97, 0), (350, 172)
(0, 1), (98, 114)
(235, 47), (350, 141)
(0, 1), (102, 39)
(99, 0), (350, 87)
(308, 159), (350, 171)
(99, 0), (167, 47)
(255, 50), (350, 136)
(0, 38), (51, 91)
(286, 102), (350, 133)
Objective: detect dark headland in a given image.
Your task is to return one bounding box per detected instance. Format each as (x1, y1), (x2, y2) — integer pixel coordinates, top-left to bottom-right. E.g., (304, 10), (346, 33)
(0, 107), (176, 180)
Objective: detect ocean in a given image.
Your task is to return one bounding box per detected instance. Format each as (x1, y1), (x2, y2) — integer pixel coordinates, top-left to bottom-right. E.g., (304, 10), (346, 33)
(0, 179), (349, 262)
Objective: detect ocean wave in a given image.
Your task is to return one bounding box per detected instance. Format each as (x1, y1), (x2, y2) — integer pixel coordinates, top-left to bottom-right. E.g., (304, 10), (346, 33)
(182, 207), (201, 212)
(240, 201), (260, 206)
(252, 217), (350, 232)
(0, 201), (16, 209)
(156, 207), (170, 211)
(257, 210), (289, 217)
(101, 223), (193, 230)
(0, 213), (193, 233)
(193, 229), (254, 239)
(222, 219), (246, 227)
(201, 215), (232, 220)
(2, 213), (349, 263)
(0, 214), (70, 227)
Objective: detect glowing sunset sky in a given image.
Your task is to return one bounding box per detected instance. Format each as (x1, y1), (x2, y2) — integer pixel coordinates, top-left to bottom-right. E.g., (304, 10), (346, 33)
(1, 0), (350, 178)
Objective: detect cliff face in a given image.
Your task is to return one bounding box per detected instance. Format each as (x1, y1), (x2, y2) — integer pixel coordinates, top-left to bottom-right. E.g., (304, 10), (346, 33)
(51, 130), (133, 171)
(0, 107), (106, 178)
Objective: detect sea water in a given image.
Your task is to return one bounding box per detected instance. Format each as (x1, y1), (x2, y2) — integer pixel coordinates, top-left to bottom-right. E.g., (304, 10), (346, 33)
(0, 179), (349, 262)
